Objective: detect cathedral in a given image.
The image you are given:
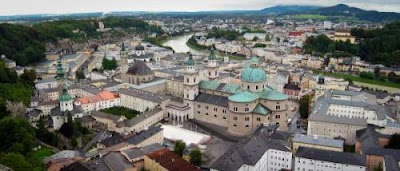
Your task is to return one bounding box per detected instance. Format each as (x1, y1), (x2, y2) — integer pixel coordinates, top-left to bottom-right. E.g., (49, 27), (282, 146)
(183, 50), (291, 135)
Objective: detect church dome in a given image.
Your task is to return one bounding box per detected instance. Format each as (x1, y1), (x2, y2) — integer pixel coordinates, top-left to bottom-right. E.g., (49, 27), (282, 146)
(240, 67), (266, 83)
(127, 61), (152, 75)
(135, 44), (145, 51)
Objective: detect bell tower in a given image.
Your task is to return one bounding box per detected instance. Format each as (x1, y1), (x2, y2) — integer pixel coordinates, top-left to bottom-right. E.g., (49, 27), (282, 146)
(205, 48), (219, 80)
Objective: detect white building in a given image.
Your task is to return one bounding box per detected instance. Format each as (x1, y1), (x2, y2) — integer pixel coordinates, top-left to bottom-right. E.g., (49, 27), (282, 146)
(308, 90), (395, 144)
(295, 147), (367, 171)
(244, 33), (267, 41)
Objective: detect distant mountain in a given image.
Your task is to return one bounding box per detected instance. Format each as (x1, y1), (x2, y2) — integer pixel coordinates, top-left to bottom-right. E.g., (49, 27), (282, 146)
(258, 5), (321, 14)
(304, 4), (400, 22)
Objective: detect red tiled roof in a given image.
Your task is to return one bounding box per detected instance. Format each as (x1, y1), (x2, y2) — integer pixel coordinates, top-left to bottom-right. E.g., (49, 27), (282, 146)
(146, 149), (200, 171)
(289, 31), (304, 37)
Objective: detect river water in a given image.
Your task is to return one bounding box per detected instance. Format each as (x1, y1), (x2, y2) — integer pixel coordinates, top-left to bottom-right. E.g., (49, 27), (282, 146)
(162, 34), (203, 54)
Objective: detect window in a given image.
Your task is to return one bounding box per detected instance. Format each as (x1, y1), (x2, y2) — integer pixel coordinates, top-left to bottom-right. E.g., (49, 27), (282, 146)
(223, 117), (226, 119)
(245, 125), (249, 127)
(256, 85), (258, 90)
(205, 106), (209, 110)
(186, 78), (189, 83)
(214, 108), (217, 112)
(214, 115), (217, 117)
(234, 107), (238, 111)
(276, 115), (280, 119)
(206, 113), (209, 115)
(222, 110), (226, 114)
(245, 117), (250, 121)
(245, 107), (249, 112)
(276, 105), (280, 110)
(257, 117), (261, 121)
(247, 85), (250, 90)
(233, 124), (237, 127)
(197, 111), (200, 114)
(233, 117), (237, 120)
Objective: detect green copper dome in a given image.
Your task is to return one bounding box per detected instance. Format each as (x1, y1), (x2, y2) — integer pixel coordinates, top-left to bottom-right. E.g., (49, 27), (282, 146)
(228, 91), (259, 103)
(186, 54), (195, 66)
(240, 67), (266, 83)
(251, 56), (259, 62)
(59, 87), (72, 102)
(209, 48), (217, 60)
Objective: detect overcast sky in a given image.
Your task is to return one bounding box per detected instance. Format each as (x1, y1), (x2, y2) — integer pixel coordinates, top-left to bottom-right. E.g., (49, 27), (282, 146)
(1, 0), (400, 16)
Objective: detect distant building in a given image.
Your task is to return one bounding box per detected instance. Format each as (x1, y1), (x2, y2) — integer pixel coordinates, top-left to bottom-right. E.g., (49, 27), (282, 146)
(332, 29), (355, 44)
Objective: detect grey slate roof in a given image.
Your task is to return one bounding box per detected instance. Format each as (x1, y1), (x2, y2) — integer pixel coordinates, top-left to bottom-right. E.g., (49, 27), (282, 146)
(116, 108), (162, 128)
(211, 134), (290, 171)
(294, 134), (344, 148)
(194, 93), (229, 107)
(103, 152), (132, 171)
(126, 126), (163, 145)
(118, 88), (168, 104)
(91, 110), (122, 122)
(384, 155), (400, 171)
(296, 147), (366, 166)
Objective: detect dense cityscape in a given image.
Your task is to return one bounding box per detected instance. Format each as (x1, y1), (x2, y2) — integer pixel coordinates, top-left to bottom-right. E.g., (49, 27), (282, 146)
(1, 1), (400, 171)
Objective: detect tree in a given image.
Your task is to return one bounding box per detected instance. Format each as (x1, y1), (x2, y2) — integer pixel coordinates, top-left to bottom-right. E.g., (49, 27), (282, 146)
(385, 134), (400, 149)
(276, 37), (281, 43)
(253, 43), (266, 48)
(0, 153), (32, 171)
(0, 117), (36, 155)
(20, 69), (36, 85)
(374, 67), (381, 79)
(173, 141), (186, 157)
(252, 36), (259, 41)
(265, 35), (271, 41)
(388, 72), (400, 83)
(75, 70), (85, 79)
(190, 149), (202, 166)
(299, 94), (312, 119)
(102, 57), (118, 70)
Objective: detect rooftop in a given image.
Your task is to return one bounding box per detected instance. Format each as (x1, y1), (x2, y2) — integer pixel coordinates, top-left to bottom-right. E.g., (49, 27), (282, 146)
(297, 147), (366, 166)
(146, 148), (200, 171)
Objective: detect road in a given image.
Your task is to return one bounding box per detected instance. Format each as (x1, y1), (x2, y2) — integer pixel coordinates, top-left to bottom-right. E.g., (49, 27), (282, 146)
(287, 112), (305, 134)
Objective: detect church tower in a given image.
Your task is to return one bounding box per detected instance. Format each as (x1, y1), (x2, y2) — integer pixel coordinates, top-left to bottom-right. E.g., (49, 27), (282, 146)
(183, 54), (199, 119)
(59, 86), (73, 112)
(184, 54), (199, 101)
(120, 43), (129, 74)
(205, 48), (219, 80)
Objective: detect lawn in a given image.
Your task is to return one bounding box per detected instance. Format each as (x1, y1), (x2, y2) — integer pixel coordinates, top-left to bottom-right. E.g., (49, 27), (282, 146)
(100, 106), (140, 119)
(293, 14), (327, 20)
(318, 71), (400, 89)
(26, 147), (54, 170)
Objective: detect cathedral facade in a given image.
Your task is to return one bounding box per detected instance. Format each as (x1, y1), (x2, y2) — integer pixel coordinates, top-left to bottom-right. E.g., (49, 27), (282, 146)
(183, 51), (291, 136)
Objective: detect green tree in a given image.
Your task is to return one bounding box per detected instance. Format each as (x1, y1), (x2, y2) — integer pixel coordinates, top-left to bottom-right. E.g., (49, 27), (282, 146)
(75, 70), (85, 79)
(276, 37), (281, 43)
(253, 43), (266, 48)
(299, 94), (312, 119)
(0, 153), (32, 171)
(173, 141), (186, 157)
(190, 149), (202, 166)
(0, 117), (36, 155)
(265, 35), (271, 41)
(20, 69), (36, 85)
(102, 57), (118, 70)
(374, 67), (381, 79)
(252, 37), (259, 41)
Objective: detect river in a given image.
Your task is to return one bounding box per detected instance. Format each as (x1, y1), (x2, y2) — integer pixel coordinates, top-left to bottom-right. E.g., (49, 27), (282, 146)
(162, 34), (203, 54)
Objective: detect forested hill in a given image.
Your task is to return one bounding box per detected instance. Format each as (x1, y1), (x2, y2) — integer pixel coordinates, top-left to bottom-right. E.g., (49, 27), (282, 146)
(301, 4), (400, 22)
(304, 21), (400, 67)
(0, 17), (163, 66)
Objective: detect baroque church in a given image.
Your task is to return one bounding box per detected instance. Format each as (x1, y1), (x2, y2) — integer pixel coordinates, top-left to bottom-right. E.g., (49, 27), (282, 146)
(182, 50), (291, 135)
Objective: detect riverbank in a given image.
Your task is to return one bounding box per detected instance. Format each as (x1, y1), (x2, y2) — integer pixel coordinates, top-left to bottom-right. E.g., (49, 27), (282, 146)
(186, 35), (245, 60)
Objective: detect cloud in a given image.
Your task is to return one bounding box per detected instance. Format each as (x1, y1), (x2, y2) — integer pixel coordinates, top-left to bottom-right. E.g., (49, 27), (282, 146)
(0, 0), (399, 16)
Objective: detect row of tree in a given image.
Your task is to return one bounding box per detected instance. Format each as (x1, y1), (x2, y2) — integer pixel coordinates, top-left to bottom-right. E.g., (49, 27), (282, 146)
(173, 141), (202, 167)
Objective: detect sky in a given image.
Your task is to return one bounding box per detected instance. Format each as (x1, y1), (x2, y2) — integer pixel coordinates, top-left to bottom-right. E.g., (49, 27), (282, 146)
(0, 0), (400, 16)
